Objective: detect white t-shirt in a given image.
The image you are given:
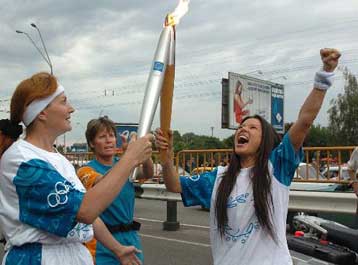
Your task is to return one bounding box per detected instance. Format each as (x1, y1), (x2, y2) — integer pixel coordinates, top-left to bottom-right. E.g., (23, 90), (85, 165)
(0, 139), (93, 265)
(180, 134), (303, 265)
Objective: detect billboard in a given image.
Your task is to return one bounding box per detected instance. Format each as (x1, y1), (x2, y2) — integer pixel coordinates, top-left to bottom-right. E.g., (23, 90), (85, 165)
(115, 123), (139, 149)
(223, 72), (284, 133)
(270, 83), (284, 133)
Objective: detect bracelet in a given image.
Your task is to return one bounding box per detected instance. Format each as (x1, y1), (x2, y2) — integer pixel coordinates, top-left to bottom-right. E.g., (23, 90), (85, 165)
(314, 70), (335, 91)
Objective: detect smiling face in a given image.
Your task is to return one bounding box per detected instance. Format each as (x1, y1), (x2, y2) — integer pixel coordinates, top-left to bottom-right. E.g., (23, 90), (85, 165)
(90, 127), (117, 158)
(234, 117), (262, 159)
(41, 92), (75, 135)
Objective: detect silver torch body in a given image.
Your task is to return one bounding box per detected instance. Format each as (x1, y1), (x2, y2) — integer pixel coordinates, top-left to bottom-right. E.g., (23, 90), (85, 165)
(131, 26), (173, 180)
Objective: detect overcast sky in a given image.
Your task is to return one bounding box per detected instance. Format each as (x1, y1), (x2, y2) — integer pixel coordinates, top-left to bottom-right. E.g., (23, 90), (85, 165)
(0, 0), (357, 145)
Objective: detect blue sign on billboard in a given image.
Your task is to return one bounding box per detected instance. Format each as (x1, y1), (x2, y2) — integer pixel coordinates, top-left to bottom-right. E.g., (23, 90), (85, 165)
(271, 84), (284, 134)
(115, 123), (139, 148)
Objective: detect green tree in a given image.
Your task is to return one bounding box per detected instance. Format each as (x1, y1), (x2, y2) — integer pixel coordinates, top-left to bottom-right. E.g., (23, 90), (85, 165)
(182, 132), (196, 149)
(181, 132), (224, 150)
(304, 124), (330, 147)
(56, 144), (65, 154)
(328, 69), (358, 146)
(172, 130), (185, 153)
(222, 134), (234, 148)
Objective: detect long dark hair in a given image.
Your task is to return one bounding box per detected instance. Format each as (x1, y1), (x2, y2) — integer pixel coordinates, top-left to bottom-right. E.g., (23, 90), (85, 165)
(215, 115), (281, 239)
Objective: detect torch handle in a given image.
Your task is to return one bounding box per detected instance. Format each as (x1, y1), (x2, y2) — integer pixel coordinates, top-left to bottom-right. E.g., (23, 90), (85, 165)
(160, 64), (175, 163)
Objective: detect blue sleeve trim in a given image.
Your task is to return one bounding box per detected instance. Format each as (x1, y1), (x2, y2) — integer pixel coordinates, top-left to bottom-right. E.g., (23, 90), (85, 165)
(269, 133), (304, 186)
(180, 169), (218, 209)
(13, 159), (84, 237)
(6, 243), (42, 265)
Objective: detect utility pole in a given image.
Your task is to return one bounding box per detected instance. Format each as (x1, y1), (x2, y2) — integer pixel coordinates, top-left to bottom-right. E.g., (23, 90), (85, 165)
(210, 126), (214, 137)
(63, 133), (66, 154)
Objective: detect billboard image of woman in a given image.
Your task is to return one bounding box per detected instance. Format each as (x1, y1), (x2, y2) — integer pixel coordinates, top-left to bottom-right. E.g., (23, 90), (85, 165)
(234, 80), (253, 124)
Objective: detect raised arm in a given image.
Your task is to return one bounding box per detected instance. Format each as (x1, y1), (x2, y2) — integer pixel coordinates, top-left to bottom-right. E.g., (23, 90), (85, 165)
(289, 48), (341, 151)
(154, 129), (182, 193)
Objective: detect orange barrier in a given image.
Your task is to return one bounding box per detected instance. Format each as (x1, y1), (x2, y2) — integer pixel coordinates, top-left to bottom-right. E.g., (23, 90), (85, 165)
(64, 146), (357, 184)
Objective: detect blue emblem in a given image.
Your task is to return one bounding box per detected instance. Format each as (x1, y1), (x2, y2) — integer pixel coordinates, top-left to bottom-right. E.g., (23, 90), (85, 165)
(153, 61), (164, 72)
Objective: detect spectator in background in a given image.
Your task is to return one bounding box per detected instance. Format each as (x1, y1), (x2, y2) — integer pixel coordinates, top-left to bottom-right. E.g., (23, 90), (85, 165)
(185, 157), (196, 173)
(311, 150), (321, 170)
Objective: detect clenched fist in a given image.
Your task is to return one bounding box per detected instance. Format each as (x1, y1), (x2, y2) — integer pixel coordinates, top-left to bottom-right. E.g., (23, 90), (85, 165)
(320, 48), (341, 72)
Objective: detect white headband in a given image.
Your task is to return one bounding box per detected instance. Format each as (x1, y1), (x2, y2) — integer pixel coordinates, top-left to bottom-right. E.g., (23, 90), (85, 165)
(22, 84), (65, 127)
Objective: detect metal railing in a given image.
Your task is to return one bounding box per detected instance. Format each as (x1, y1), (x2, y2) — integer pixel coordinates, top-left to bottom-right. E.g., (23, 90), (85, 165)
(64, 146), (357, 184)
(175, 146), (357, 183)
(65, 150), (164, 182)
(134, 183), (358, 215)
(295, 146), (356, 183)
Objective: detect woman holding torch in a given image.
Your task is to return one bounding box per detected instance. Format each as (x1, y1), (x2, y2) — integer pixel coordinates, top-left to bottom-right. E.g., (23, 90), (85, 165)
(77, 116), (153, 264)
(0, 72), (153, 265)
(155, 48), (341, 265)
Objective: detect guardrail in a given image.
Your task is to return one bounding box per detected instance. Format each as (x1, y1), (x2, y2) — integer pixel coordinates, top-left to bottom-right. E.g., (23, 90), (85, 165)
(135, 183), (358, 214)
(135, 183), (358, 230)
(289, 190), (357, 214)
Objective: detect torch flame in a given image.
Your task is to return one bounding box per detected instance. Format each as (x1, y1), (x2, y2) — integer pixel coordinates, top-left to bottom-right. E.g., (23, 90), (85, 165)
(165, 0), (190, 27)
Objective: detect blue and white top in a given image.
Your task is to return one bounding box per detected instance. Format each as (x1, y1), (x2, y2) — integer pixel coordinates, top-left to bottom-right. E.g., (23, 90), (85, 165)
(0, 139), (94, 265)
(180, 134), (303, 265)
(85, 158), (143, 264)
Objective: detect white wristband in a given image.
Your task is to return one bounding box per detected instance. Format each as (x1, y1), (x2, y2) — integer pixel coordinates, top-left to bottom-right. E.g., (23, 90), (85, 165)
(314, 71), (335, 91)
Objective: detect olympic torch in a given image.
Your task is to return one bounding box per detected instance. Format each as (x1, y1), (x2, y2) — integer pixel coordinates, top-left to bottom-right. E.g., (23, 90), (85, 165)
(131, 0), (190, 180)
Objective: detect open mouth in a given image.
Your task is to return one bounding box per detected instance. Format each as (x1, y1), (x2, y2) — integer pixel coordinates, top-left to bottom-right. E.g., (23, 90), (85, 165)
(237, 135), (249, 145)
